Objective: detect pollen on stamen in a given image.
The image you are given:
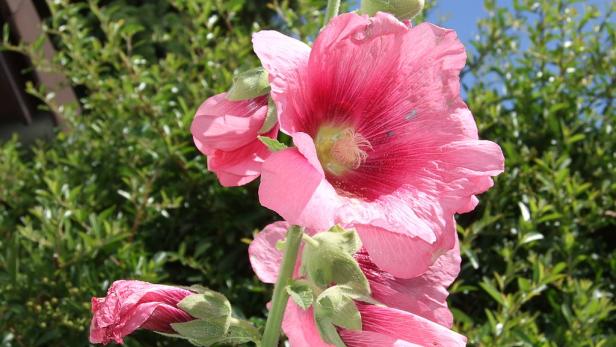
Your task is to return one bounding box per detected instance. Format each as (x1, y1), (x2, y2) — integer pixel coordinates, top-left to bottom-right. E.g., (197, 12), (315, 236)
(331, 128), (372, 170)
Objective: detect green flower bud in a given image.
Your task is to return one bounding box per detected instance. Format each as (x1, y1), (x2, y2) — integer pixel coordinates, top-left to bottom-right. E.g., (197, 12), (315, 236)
(360, 0), (425, 20)
(226, 67), (270, 101)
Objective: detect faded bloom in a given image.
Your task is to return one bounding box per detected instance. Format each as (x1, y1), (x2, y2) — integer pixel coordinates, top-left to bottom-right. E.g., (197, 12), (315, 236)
(253, 12), (504, 278)
(89, 280), (193, 345)
(191, 94), (278, 187)
(249, 222), (466, 346)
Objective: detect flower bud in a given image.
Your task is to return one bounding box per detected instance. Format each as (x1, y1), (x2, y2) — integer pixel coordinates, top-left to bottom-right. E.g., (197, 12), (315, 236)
(90, 281), (261, 346)
(89, 280), (193, 345)
(360, 0), (425, 20)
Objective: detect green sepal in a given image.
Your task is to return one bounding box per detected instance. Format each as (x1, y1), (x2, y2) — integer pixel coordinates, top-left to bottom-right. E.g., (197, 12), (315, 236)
(188, 318), (262, 347)
(315, 285), (362, 331)
(319, 225), (362, 255)
(171, 318), (228, 341)
(301, 226), (370, 295)
(286, 280), (314, 310)
(315, 318), (347, 347)
(227, 67), (270, 101)
(177, 290), (231, 321)
(223, 318), (261, 346)
(359, 0), (425, 20)
(258, 136), (287, 152)
(259, 97), (278, 134)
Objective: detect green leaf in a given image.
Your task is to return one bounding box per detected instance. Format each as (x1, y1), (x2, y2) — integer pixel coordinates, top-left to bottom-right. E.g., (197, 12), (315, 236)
(2, 23), (9, 44)
(226, 67), (270, 101)
(517, 277), (530, 292)
(258, 97), (278, 134)
(520, 232), (544, 245)
(258, 136), (287, 152)
(518, 202), (531, 222)
(286, 280), (314, 310)
(480, 280), (506, 306)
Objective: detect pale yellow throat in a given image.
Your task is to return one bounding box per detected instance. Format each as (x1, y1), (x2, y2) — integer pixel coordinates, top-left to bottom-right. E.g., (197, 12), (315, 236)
(315, 125), (372, 176)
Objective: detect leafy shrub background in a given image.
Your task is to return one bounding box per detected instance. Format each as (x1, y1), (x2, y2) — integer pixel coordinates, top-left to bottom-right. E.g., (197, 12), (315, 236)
(0, 0), (614, 346)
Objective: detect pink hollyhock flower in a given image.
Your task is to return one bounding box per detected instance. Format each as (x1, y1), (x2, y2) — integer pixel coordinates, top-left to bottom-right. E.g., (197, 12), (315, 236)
(253, 12), (504, 278)
(191, 94), (278, 187)
(249, 222), (466, 346)
(89, 280), (193, 345)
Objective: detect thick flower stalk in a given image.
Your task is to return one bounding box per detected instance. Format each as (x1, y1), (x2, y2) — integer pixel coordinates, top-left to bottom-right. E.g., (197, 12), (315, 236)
(89, 280), (194, 345)
(253, 12), (504, 279)
(249, 222), (467, 346)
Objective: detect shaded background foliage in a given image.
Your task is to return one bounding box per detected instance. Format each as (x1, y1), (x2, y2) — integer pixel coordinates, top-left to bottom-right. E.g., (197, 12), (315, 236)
(0, 0), (614, 346)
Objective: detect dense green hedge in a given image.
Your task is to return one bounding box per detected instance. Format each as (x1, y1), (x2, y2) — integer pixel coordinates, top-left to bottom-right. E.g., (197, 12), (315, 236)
(0, 0), (614, 346)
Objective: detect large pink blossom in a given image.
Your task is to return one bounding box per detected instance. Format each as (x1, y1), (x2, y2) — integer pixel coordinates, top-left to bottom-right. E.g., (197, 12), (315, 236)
(249, 221), (466, 346)
(253, 12), (504, 278)
(89, 280), (193, 345)
(191, 94), (278, 187)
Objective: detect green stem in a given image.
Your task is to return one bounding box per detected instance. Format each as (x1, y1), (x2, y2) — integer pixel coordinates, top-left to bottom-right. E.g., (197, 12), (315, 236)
(261, 225), (304, 347)
(323, 0), (341, 27)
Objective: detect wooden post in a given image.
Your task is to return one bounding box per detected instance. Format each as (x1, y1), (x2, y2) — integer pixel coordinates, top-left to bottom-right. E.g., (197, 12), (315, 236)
(1, 0), (80, 124)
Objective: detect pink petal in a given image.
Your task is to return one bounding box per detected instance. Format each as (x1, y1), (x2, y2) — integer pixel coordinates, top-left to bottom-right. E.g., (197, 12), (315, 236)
(210, 169), (260, 188)
(252, 31), (311, 135)
(191, 93), (268, 152)
(140, 304), (192, 333)
(355, 224), (436, 279)
(248, 221), (290, 283)
(119, 302), (172, 337)
(204, 125), (278, 187)
(282, 301), (333, 347)
(358, 304), (467, 346)
(340, 330), (421, 347)
(258, 137), (340, 232)
(336, 186), (456, 278)
(357, 234), (461, 328)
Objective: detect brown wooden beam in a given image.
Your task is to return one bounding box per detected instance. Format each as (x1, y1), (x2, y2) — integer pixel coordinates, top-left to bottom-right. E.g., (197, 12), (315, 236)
(2, 0), (80, 124)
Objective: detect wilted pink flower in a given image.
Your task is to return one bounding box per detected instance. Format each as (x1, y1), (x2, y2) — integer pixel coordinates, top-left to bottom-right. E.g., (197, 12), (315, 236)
(89, 280), (193, 345)
(253, 12), (504, 278)
(191, 94), (278, 187)
(249, 222), (466, 346)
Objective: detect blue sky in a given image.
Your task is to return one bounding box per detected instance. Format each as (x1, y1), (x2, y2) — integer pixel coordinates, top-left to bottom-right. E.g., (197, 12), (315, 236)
(429, 0), (489, 45)
(347, 0), (493, 45)
(429, 0), (610, 45)
(349, 0), (610, 46)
